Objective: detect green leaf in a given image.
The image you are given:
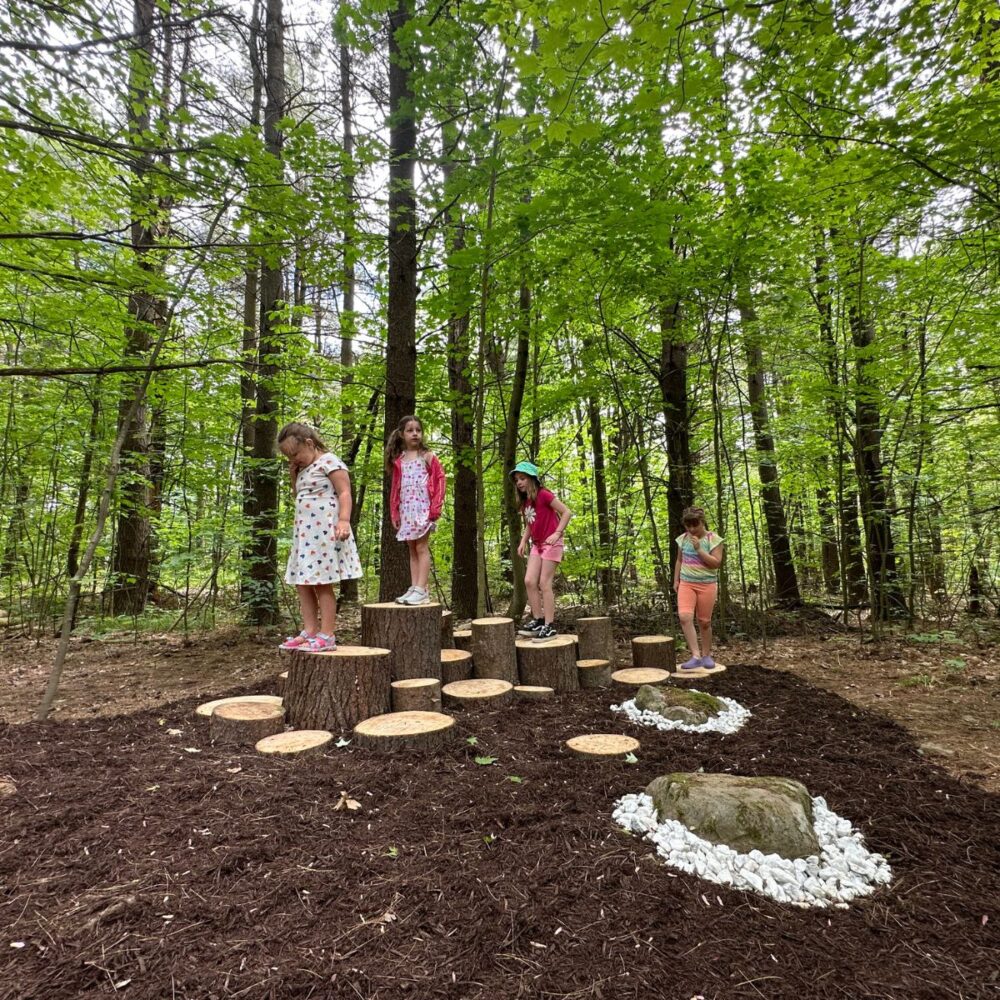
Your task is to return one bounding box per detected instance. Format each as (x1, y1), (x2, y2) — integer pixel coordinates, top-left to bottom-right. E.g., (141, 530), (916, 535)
(623, 752), (638, 764)
(474, 755), (498, 766)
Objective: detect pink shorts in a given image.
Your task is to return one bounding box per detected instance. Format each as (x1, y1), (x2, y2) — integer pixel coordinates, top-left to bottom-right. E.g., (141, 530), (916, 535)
(677, 581), (717, 621)
(531, 540), (564, 563)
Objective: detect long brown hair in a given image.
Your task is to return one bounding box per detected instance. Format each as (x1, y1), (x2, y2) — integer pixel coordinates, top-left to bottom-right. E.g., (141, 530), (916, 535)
(384, 415), (428, 473)
(278, 421), (328, 453)
(514, 473), (541, 514)
(681, 506), (709, 530)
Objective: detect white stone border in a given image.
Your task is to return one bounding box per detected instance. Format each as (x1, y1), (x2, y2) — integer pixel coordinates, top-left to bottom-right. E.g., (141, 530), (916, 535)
(611, 692), (750, 734)
(613, 792), (892, 908)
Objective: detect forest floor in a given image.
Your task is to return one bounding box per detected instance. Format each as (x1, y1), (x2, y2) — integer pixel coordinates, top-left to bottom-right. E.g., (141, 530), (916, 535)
(1, 610), (997, 998)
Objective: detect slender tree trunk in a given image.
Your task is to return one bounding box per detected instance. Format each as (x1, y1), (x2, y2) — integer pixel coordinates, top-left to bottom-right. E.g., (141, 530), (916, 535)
(379, 0), (418, 601)
(816, 480), (840, 595)
(587, 382), (614, 609)
(658, 299), (693, 560)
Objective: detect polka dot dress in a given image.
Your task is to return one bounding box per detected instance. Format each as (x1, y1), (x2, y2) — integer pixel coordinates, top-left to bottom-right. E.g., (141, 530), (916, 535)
(396, 457), (436, 541)
(284, 452), (363, 586)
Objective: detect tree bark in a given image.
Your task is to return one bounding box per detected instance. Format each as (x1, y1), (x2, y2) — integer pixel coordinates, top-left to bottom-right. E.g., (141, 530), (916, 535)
(658, 299), (693, 562)
(515, 636), (579, 692)
(285, 646), (391, 731)
(362, 602), (442, 680)
(471, 616), (518, 683)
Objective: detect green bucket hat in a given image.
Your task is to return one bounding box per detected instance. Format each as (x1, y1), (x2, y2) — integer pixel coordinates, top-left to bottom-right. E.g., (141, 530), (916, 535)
(509, 460), (541, 481)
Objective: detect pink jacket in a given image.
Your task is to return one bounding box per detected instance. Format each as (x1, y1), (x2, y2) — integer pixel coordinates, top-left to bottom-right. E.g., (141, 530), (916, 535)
(390, 452), (446, 525)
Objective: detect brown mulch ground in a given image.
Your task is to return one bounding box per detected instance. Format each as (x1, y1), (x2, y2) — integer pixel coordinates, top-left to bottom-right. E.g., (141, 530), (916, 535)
(2, 655), (998, 999)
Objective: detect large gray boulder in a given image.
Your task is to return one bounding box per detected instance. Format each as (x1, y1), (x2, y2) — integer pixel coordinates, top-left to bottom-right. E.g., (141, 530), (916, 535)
(645, 772), (821, 860)
(634, 684), (723, 725)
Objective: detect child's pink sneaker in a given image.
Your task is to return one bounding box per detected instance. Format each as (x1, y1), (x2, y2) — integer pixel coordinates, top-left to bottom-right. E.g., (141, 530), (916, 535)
(307, 633), (337, 652)
(280, 631), (313, 650)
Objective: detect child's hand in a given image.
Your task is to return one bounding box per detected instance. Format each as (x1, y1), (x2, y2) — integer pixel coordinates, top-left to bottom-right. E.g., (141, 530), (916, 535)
(544, 533), (562, 546)
(334, 519), (351, 541)
(517, 540), (527, 559)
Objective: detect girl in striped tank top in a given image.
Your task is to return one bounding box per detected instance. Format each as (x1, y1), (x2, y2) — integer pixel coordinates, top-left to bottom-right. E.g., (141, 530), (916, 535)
(673, 506), (725, 670)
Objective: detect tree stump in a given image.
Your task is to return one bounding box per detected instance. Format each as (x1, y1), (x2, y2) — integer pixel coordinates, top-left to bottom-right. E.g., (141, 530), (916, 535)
(453, 628), (473, 652)
(284, 645), (391, 733)
(577, 658), (611, 689)
(673, 663), (727, 679)
(255, 730), (332, 758)
(565, 734), (640, 759)
(515, 635), (580, 692)
(441, 609), (455, 649)
(611, 667), (671, 688)
(471, 617), (518, 683)
(353, 711), (455, 751)
(632, 635), (675, 672)
(194, 695), (282, 734)
(276, 670), (288, 696)
(211, 701), (285, 746)
(391, 678), (442, 713)
(441, 678), (513, 709)
(577, 616), (614, 664)
(441, 648), (473, 684)
(362, 602), (442, 681)
(514, 685), (554, 700)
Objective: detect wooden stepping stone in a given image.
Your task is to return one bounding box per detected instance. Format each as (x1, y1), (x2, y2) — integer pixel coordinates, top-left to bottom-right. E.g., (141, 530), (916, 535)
(453, 628), (472, 652)
(576, 616), (614, 663)
(566, 734), (640, 759)
(672, 663), (727, 679)
(211, 700), (285, 746)
(255, 730), (332, 758)
(441, 608), (455, 649)
(577, 658), (611, 689)
(611, 667), (670, 687)
(194, 694), (282, 732)
(276, 670), (288, 696)
(471, 617), (518, 683)
(514, 685), (555, 700)
(353, 710), (455, 751)
(515, 634), (580, 692)
(361, 601), (442, 680)
(391, 678), (442, 713)
(632, 635), (676, 672)
(442, 678), (513, 708)
(441, 648), (473, 684)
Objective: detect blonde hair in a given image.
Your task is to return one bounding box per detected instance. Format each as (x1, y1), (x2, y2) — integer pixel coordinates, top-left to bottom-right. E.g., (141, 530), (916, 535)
(514, 473), (540, 514)
(384, 415), (428, 472)
(278, 421), (328, 452)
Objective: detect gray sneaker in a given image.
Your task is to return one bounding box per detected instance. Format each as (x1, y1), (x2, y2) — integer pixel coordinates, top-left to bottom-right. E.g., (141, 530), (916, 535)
(532, 623), (558, 643)
(401, 587), (430, 605)
(395, 586), (416, 604)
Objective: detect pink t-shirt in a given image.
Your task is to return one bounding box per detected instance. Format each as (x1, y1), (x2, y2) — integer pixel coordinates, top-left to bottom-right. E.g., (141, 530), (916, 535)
(524, 488), (560, 545)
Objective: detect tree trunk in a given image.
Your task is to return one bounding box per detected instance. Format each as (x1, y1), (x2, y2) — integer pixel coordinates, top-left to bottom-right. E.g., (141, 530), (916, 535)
(586, 378), (614, 609)
(816, 481), (840, 596)
(67, 387), (102, 593)
(658, 299), (693, 562)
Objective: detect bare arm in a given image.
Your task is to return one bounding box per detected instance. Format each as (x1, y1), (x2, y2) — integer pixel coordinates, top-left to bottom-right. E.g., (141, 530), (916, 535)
(330, 469), (353, 540)
(545, 497), (573, 545)
(690, 534), (724, 569)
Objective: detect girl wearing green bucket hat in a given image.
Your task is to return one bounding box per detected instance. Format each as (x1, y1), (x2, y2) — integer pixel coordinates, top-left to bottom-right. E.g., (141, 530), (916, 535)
(510, 462), (572, 642)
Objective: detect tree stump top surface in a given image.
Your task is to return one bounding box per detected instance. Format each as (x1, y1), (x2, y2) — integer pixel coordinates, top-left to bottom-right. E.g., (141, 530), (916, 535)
(213, 701), (285, 722)
(673, 664), (727, 678)
(441, 678), (513, 698)
(441, 648), (472, 662)
(633, 634), (673, 644)
(354, 711), (455, 738)
(453, 628), (472, 636)
(514, 685), (554, 697)
(471, 616), (513, 626)
(255, 730), (333, 755)
(514, 634), (578, 650)
(391, 678), (441, 690)
(196, 694), (282, 719)
(566, 734), (640, 757)
(577, 659), (610, 668)
(304, 644), (391, 658)
(364, 601), (442, 611)
(576, 616), (611, 623)
(612, 667), (671, 685)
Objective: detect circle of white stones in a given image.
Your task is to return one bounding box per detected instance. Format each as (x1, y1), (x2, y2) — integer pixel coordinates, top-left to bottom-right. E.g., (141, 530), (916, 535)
(612, 792), (892, 908)
(610, 693), (751, 734)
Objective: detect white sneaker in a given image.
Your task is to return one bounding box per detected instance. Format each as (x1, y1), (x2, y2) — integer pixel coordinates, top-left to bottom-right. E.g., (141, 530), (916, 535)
(401, 587), (430, 605)
(395, 586), (416, 604)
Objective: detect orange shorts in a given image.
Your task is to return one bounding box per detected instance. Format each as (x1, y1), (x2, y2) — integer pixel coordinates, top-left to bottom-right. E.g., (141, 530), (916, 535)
(677, 581), (717, 621)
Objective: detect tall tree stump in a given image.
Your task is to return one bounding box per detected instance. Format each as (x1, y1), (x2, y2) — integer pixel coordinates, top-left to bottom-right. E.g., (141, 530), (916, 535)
(577, 616), (614, 664)
(211, 701), (285, 746)
(362, 602), (442, 680)
(453, 628), (472, 652)
(577, 658), (611, 689)
(276, 670), (288, 696)
(391, 678), (442, 713)
(515, 635), (580, 692)
(441, 609), (455, 648)
(632, 635), (676, 672)
(284, 645), (391, 733)
(353, 711), (455, 751)
(442, 678), (513, 709)
(441, 648), (473, 684)
(471, 617), (518, 683)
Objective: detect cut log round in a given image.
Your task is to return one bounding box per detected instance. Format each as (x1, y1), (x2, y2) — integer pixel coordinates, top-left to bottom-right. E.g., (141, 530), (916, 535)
(391, 678), (442, 713)
(611, 667), (671, 687)
(255, 730), (333, 758)
(514, 685), (554, 700)
(576, 616), (614, 664)
(441, 678), (513, 709)
(211, 701), (285, 746)
(577, 658), (611, 689)
(194, 694), (282, 732)
(353, 710), (455, 751)
(453, 628), (472, 652)
(673, 663), (727, 679)
(440, 609), (455, 649)
(276, 670), (288, 696)
(441, 648), (473, 684)
(515, 635), (579, 692)
(284, 645), (391, 732)
(566, 733), (640, 759)
(471, 617), (518, 683)
(361, 601), (442, 681)
(632, 635), (676, 672)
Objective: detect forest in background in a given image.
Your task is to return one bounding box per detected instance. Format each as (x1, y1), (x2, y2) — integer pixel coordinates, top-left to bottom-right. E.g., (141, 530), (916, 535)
(2, 0), (999, 642)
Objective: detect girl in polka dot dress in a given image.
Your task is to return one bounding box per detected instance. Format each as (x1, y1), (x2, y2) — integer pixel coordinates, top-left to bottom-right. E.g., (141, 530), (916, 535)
(386, 415), (446, 605)
(278, 422), (363, 651)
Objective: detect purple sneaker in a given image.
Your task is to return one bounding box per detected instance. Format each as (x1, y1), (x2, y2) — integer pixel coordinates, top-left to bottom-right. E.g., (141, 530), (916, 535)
(680, 656), (703, 670)
(699, 656), (716, 669)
